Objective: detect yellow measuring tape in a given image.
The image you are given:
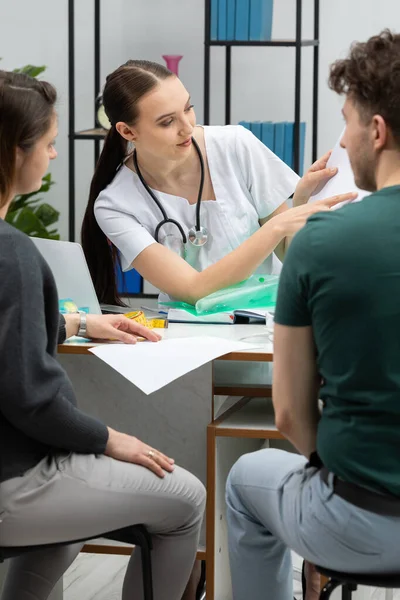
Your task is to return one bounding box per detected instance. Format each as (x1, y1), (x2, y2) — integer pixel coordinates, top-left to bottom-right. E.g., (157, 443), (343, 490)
(124, 310), (168, 329)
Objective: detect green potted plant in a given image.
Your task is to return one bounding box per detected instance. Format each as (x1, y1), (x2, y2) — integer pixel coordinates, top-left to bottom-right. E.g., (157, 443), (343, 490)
(5, 172), (59, 239)
(3, 64), (60, 239)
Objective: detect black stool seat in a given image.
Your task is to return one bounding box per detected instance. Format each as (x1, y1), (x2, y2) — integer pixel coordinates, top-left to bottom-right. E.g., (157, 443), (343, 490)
(316, 565), (400, 599)
(317, 565), (400, 589)
(0, 524), (151, 561)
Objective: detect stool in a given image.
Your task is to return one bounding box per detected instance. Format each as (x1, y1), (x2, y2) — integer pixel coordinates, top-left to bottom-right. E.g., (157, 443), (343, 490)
(0, 524), (153, 600)
(316, 565), (400, 600)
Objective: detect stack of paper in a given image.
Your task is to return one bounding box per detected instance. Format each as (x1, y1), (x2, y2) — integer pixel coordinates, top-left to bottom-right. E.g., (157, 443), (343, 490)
(90, 336), (257, 395)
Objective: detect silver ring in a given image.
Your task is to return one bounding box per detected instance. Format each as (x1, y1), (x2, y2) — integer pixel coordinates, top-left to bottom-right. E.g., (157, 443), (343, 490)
(147, 450), (155, 459)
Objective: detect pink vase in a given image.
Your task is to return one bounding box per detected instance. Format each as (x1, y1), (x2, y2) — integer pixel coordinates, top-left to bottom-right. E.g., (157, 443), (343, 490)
(162, 55), (183, 76)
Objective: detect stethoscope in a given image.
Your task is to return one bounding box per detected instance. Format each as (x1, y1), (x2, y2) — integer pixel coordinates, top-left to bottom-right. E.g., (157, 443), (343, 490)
(133, 137), (209, 249)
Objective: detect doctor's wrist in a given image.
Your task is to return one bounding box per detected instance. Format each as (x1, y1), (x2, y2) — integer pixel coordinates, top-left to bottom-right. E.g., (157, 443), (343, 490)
(292, 191), (309, 207)
(268, 213), (288, 240)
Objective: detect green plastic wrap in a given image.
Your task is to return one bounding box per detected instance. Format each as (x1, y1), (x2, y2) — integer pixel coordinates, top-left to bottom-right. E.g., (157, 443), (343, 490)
(161, 274), (279, 316)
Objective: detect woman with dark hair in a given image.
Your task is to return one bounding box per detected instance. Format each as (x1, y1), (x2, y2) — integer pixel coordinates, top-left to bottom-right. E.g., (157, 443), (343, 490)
(0, 70), (206, 600)
(81, 60), (355, 306)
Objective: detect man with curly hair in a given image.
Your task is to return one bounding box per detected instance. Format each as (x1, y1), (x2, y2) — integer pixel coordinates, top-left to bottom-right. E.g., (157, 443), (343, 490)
(225, 30), (400, 600)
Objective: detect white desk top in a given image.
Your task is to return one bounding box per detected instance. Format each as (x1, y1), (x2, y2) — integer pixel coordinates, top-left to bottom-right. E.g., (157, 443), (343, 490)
(165, 323), (273, 354)
(59, 323), (274, 361)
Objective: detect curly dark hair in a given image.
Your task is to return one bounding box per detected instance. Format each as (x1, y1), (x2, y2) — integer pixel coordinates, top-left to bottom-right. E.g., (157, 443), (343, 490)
(328, 29), (400, 143)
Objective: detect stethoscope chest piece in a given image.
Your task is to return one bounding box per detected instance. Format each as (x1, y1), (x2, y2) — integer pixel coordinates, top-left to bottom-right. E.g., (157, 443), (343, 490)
(188, 225), (208, 246)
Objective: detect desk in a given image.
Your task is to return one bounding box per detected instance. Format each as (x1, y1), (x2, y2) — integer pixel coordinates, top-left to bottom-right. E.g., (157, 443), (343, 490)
(58, 323), (273, 360)
(59, 324), (276, 600)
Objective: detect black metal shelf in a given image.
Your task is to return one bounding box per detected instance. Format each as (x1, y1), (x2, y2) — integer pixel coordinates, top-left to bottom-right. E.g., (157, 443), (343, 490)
(209, 39), (319, 47)
(68, 0), (103, 242)
(203, 0), (320, 174)
(68, 1), (158, 298)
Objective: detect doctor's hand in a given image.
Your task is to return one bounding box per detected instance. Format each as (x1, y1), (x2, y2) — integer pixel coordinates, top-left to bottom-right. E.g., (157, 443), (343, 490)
(273, 192), (358, 237)
(85, 314), (162, 344)
(293, 151), (338, 206)
(105, 428), (175, 478)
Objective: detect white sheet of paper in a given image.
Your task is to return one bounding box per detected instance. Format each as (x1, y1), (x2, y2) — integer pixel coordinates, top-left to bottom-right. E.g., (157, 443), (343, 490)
(89, 336), (257, 395)
(310, 129), (370, 209)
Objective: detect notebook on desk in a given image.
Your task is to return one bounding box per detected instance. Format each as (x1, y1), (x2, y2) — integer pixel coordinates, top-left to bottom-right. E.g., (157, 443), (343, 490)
(32, 238), (130, 315)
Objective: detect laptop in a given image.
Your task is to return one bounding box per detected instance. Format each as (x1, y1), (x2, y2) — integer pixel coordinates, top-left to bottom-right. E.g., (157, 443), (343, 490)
(32, 238), (130, 315)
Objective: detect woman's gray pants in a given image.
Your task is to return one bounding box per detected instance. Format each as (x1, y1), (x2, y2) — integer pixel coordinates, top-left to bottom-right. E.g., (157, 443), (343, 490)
(0, 452), (206, 600)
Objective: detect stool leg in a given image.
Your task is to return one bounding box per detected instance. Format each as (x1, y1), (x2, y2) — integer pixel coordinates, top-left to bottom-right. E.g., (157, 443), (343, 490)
(342, 583), (357, 600)
(196, 560), (206, 600)
(140, 541), (154, 600)
(319, 579), (341, 599)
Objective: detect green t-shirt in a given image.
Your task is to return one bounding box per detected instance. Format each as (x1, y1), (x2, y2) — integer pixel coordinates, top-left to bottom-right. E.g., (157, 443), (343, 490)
(275, 186), (400, 496)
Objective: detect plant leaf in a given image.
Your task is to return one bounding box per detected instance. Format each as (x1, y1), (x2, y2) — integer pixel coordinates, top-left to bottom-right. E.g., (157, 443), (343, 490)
(5, 210), (18, 225)
(14, 208), (49, 237)
(34, 203), (60, 227)
(13, 65), (47, 78)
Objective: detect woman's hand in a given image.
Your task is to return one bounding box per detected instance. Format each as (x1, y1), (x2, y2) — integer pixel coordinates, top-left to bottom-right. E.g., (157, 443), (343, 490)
(293, 151), (338, 206)
(86, 314), (162, 344)
(272, 192), (358, 237)
(105, 428), (175, 478)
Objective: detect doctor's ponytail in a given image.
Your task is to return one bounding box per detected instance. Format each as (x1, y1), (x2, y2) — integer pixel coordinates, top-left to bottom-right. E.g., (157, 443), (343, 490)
(81, 59), (173, 305)
(81, 126), (127, 305)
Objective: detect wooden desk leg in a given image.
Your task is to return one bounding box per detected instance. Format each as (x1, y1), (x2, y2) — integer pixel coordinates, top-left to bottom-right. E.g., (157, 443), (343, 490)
(206, 425), (216, 600)
(207, 429), (262, 600)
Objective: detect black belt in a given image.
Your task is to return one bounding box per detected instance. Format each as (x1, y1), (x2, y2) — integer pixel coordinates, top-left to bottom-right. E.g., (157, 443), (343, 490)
(320, 467), (400, 517)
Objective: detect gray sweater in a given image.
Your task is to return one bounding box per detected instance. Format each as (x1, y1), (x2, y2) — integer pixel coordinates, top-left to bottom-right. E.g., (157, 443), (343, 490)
(0, 220), (109, 483)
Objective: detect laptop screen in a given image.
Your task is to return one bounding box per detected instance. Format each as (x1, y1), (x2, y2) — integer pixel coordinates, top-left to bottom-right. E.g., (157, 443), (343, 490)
(32, 238), (102, 315)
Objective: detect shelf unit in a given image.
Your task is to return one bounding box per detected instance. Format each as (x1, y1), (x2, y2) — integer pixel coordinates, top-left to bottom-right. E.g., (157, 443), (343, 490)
(68, 0), (104, 243)
(68, 0), (157, 298)
(206, 394), (286, 600)
(212, 396), (282, 439)
(203, 0), (320, 174)
(73, 128), (107, 141)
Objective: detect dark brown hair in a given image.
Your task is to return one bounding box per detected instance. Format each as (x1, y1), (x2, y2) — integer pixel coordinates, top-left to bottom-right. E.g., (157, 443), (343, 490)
(0, 70), (57, 206)
(81, 60), (174, 305)
(329, 29), (400, 144)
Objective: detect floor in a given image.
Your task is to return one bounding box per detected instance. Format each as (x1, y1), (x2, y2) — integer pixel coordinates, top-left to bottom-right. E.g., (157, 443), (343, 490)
(63, 552), (398, 600)
(64, 553), (129, 600)
(63, 552), (303, 600)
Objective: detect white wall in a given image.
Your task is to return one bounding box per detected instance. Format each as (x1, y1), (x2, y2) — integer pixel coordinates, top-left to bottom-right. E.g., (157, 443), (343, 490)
(1, 0), (400, 241)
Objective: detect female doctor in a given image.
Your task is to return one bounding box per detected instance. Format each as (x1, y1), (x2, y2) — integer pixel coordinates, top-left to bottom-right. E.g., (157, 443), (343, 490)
(81, 60), (355, 305)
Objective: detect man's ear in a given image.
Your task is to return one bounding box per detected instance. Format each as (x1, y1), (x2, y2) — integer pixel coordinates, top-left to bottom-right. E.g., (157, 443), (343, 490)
(372, 114), (387, 150)
(116, 121), (137, 142)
